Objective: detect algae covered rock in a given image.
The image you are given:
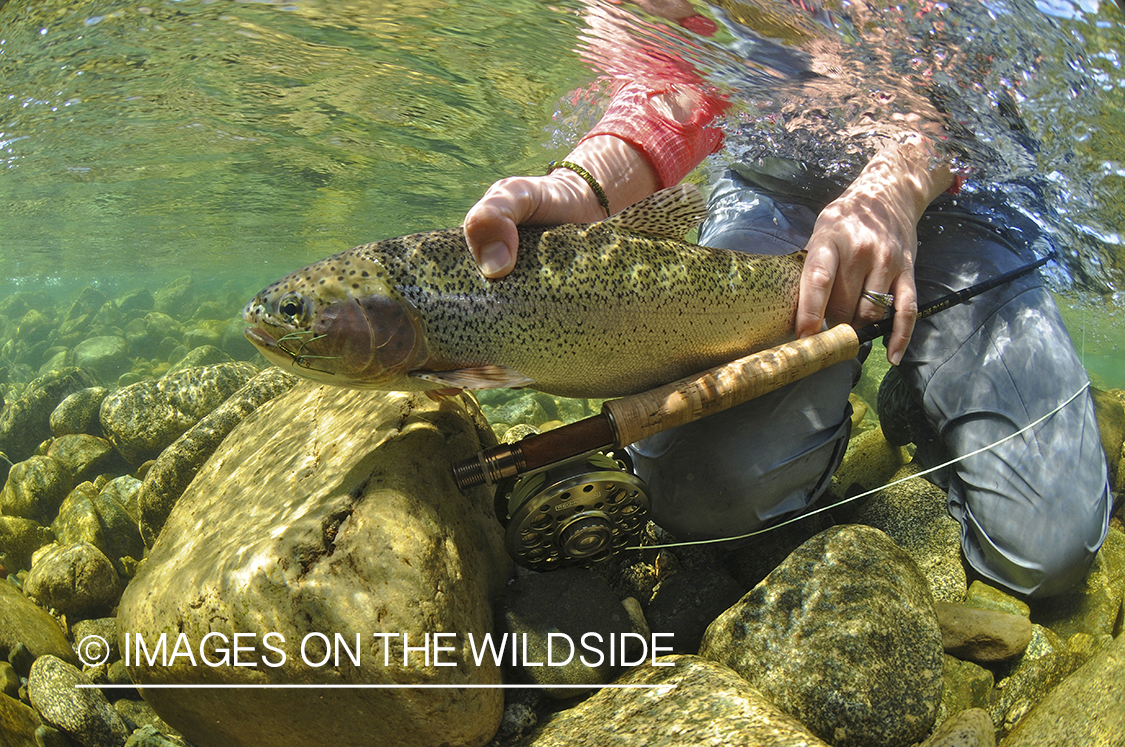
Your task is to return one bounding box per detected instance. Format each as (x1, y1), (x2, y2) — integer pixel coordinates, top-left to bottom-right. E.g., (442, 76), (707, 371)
(52, 480), (144, 576)
(519, 655), (831, 746)
(24, 542), (122, 618)
(46, 434), (117, 485)
(99, 361), (258, 463)
(0, 455), (73, 525)
(117, 383), (510, 747)
(0, 368), (100, 462)
(137, 366), (299, 546)
(0, 578), (79, 665)
(0, 515), (54, 573)
(998, 631), (1125, 747)
(700, 525), (944, 747)
(49, 386), (109, 437)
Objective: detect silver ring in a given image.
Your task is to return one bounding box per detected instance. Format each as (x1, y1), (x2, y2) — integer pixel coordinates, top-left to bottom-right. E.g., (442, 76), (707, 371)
(861, 289), (895, 308)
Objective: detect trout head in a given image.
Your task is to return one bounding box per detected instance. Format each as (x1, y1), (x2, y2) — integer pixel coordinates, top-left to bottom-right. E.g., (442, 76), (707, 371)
(242, 250), (429, 388)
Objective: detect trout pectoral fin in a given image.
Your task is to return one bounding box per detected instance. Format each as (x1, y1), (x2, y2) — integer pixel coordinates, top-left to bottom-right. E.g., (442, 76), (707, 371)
(411, 365), (536, 390)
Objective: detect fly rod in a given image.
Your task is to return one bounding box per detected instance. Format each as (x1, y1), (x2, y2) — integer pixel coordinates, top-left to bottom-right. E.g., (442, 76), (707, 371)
(451, 253), (1055, 490)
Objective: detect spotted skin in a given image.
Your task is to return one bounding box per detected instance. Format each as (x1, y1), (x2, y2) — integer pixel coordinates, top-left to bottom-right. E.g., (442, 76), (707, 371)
(243, 185), (804, 399)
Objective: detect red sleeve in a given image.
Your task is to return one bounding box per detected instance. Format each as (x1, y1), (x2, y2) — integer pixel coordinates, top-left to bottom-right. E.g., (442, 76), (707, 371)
(579, 81), (730, 190)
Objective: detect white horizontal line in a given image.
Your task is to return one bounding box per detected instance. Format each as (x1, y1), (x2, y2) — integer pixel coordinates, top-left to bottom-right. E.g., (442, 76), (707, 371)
(76, 683), (675, 690)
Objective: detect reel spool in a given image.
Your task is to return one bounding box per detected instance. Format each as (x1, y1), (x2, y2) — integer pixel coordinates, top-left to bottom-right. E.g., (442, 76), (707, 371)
(499, 452), (650, 572)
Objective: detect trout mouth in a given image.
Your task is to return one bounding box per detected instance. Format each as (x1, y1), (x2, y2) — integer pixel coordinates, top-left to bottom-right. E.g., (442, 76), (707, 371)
(244, 326), (342, 377)
(244, 326), (278, 352)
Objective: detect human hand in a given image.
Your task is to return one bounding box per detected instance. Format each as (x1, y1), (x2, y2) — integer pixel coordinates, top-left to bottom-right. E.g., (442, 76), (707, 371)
(796, 183), (920, 366)
(463, 172), (609, 278)
(464, 135), (661, 278)
(796, 137), (953, 365)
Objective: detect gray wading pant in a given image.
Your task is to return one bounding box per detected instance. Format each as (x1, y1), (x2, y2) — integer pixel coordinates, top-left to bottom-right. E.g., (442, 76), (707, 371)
(628, 163), (1111, 598)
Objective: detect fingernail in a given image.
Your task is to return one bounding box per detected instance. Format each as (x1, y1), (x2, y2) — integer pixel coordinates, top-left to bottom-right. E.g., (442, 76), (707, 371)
(889, 349), (903, 366)
(478, 242), (510, 277)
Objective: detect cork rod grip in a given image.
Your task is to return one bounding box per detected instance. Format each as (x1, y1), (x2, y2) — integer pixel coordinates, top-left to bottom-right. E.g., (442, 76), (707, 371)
(603, 324), (862, 446)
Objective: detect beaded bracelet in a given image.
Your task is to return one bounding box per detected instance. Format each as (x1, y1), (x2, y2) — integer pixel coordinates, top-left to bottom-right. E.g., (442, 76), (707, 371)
(547, 160), (611, 217)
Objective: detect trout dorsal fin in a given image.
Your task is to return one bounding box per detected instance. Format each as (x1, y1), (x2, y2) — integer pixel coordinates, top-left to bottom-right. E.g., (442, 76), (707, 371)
(603, 184), (709, 240)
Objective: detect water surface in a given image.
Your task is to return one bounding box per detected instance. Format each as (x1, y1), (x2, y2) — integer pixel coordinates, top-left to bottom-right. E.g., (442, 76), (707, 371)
(1, 0), (1122, 385)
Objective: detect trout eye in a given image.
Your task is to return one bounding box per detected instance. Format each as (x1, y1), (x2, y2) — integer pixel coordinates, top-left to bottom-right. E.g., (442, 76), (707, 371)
(277, 293), (307, 323)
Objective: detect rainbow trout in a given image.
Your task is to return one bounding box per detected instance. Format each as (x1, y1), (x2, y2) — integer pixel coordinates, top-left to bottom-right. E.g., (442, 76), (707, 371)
(242, 184), (803, 399)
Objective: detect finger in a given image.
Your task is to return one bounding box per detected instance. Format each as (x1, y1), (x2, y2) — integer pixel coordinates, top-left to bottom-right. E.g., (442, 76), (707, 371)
(463, 179), (539, 278)
(796, 240), (839, 339)
(884, 271), (918, 366)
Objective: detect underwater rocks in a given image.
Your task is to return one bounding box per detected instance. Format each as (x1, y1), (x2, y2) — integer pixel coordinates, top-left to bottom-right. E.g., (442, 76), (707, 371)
(851, 462), (967, 602)
(0, 515), (53, 573)
(995, 630), (1125, 746)
(700, 525), (944, 747)
(72, 336), (130, 383)
(935, 602), (1032, 662)
(0, 455), (72, 525)
(99, 361), (258, 464)
(136, 366), (299, 546)
(520, 655), (831, 746)
(28, 654), (131, 747)
(24, 542), (123, 619)
(52, 477), (145, 578)
(0, 368), (101, 462)
(0, 578), (79, 666)
(50, 386), (110, 437)
(499, 567), (638, 696)
(118, 383), (510, 747)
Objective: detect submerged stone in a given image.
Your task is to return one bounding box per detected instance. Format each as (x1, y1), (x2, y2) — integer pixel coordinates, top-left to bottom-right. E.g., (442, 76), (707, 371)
(0, 515), (54, 573)
(28, 655), (130, 747)
(0, 456), (73, 526)
(519, 655), (831, 746)
(935, 602), (1032, 662)
(164, 344), (233, 375)
(500, 567), (635, 697)
(99, 361), (258, 464)
(137, 366), (299, 545)
(49, 387), (109, 438)
(0, 368), (101, 463)
(700, 525), (943, 747)
(852, 462), (967, 603)
(996, 631), (1125, 746)
(46, 434), (117, 485)
(24, 542), (122, 619)
(118, 383), (509, 747)
(0, 577), (79, 665)
(72, 336), (130, 384)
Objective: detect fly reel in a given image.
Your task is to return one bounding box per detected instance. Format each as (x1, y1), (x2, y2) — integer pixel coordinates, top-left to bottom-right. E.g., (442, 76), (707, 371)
(498, 452), (650, 571)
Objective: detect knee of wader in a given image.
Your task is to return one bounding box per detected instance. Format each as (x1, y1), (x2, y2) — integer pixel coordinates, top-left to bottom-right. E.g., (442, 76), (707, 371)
(959, 478), (1111, 600)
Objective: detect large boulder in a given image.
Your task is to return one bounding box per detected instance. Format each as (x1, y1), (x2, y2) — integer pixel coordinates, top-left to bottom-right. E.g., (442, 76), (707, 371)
(700, 525), (944, 747)
(117, 383), (511, 747)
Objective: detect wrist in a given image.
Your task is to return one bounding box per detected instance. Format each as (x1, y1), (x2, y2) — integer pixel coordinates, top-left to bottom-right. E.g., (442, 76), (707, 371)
(851, 137), (955, 221)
